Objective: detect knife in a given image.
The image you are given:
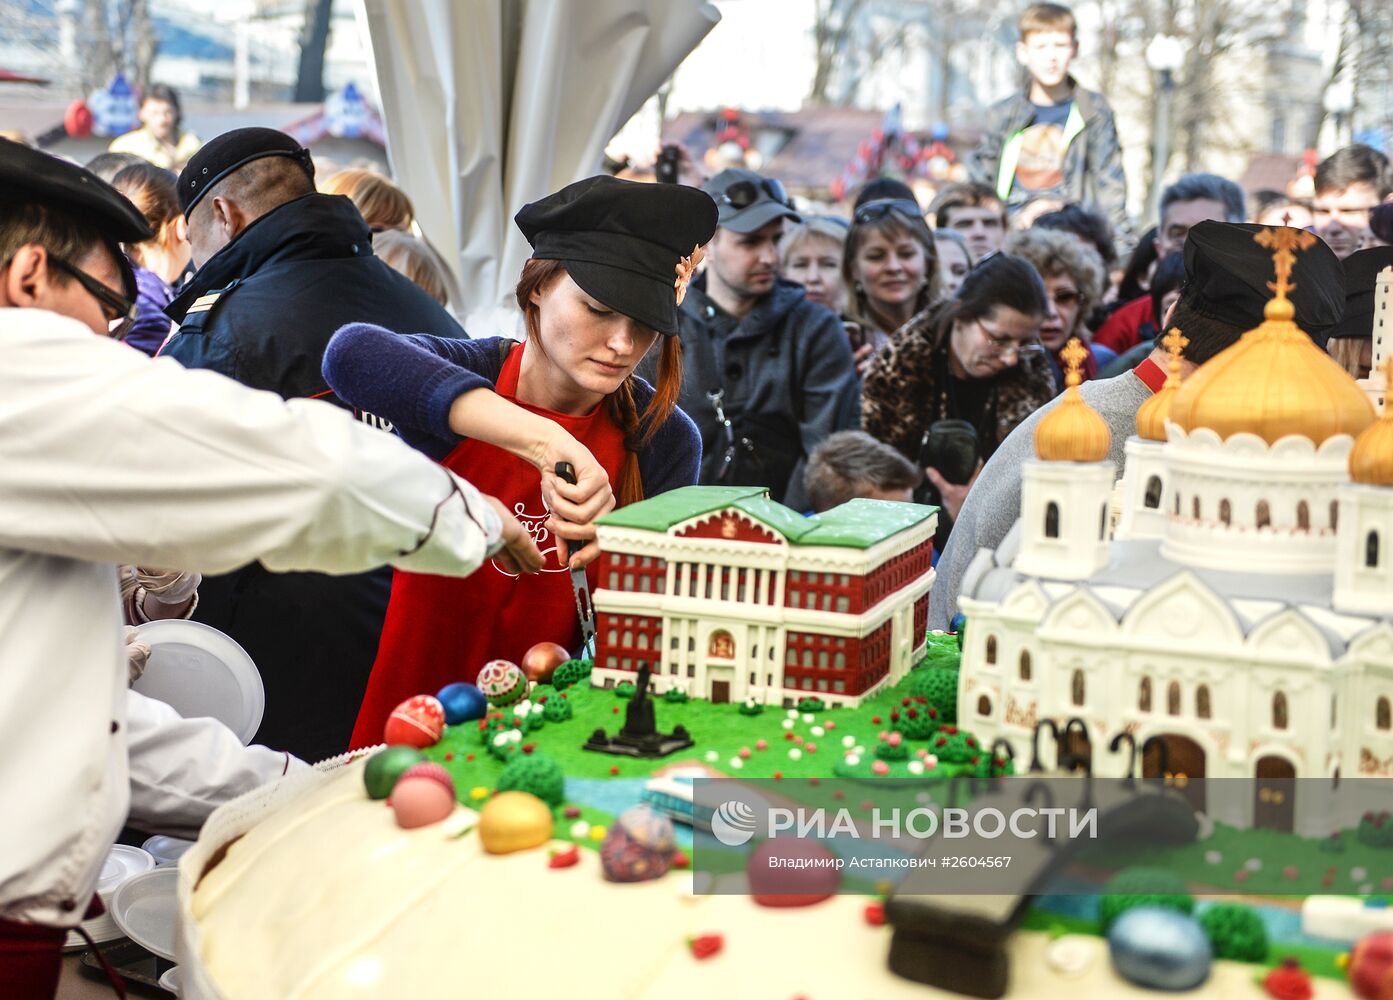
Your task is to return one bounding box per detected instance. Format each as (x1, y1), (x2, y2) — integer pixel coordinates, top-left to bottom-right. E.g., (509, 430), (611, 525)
(554, 462), (597, 657)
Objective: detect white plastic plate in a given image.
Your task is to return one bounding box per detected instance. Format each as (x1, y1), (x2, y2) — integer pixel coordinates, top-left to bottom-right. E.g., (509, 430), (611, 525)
(142, 835), (195, 867)
(110, 867), (180, 961)
(158, 965), (182, 995)
(133, 619), (264, 744)
(64, 846), (156, 950)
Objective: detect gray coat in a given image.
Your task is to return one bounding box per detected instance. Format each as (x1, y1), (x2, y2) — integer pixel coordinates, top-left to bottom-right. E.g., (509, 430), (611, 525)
(647, 278), (859, 510)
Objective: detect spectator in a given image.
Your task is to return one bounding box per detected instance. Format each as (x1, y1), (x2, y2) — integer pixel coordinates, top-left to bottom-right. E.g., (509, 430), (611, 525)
(1371, 203), (1393, 246)
(160, 128), (470, 762)
(1097, 251), (1186, 377)
(108, 83), (201, 170)
(1011, 194), (1067, 231)
(320, 166), (415, 232)
(1003, 227), (1106, 383)
(1115, 224), (1158, 303)
(1034, 203), (1117, 274)
(1313, 144), (1393, 259)
(85, 151), (145, 183)
(373, 229), (461, 310)
(968, 3), (1128, 238)
(646, 167), (859, 509)
(109, 162), (189, 356)
(805, 430), (924, 512)
(843, 197), (940, 354)
(933, 228), (974, 298)
(1251, 188), (1313, 230)
(1093, 172), (1244, 355)
(1324, 246), (1393, 378)
(930, 222), (1342, 628)
(854, 177), (920, 211)
(780, 215), (851, 313)
(861, 253), (1055, 544)
(931, 181), (1008, 261)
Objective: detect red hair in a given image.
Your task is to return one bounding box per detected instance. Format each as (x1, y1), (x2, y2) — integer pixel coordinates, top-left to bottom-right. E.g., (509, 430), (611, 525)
(514, 257), (683, 506)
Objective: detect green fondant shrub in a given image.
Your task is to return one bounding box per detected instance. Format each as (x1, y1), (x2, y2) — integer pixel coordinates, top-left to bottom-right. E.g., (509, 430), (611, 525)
(1320, 831), (1348, 854)
(543, 695), (573, 723)
(929, 727), (980, 765)
(496, 752), (565, 807)
(890, 698), (940, 740)
(874, 736), (909, 762)
(909, 668), (958, 725)
(1099, 867), (1194, 930)
(1199, 903), (1268, 962)
(615, 681), (636, 699)
(662, 688), (690, 704)
(738, 699), (764, 716)
(796, 697), (825, 712)
(1357, 811), (1393, 849)
(551, 659), (592, 691)
(974, 751), (1016, 778)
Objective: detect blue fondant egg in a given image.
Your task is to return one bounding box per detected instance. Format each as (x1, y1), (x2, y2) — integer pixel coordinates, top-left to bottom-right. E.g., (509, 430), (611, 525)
(1108, 907), (1212, 991)
(437, 682), (488, 725)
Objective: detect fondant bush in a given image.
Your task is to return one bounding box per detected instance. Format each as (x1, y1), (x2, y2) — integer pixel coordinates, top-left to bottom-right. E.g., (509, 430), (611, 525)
(875, 731), (909, 761)
(974, 750), (1015, 778)
(551, 659), (592, 691)
(496, 752), (565, 807)
(890, 697), (940, 740)
(663, 687), (690, 704)
(615, 681), (636, 699)
(1099, 867), (1194, 930)
(909, 668), (958, 725)
(1199, 903), (1268, 962)
(1320, 830), (1347, 854)
(543, 694), (573, 723)
(797, 697), (825, 713)
(738, 698), (764, 716)
(1357, 811), (1393, 848)
(929, 727), (979, 765)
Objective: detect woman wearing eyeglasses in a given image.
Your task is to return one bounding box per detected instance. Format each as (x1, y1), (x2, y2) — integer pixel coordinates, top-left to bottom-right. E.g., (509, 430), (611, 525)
(842, 198), (941, 370)
(322, 175), (716, 749)
(1003, 227), (1106, 388)
(861, 253), (1056, 541)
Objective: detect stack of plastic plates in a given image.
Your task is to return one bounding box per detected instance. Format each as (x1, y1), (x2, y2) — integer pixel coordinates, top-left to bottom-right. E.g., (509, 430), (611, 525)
(142, 835), (195, 867)
(63, 845), (155, 950)
(110, 867), (180, 961)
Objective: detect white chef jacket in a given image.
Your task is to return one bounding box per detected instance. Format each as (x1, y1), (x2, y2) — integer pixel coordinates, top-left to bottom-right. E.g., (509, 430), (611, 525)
(0, 308), (501, 927)
(124, 690), (309, 840)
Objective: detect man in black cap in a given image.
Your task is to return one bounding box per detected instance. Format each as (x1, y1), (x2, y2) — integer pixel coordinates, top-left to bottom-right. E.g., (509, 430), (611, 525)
(159, 128), (471, 761)
(0, 139), (536, 997)
(645, 167), (859, 509)
(1325, 246), (1393, 379)
(929, 221), (1345, 627)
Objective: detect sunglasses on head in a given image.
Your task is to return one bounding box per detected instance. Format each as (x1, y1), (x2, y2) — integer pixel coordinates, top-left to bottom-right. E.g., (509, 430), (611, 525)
(717, 177), (791, 211)
(853, 198), (924, 224)
(48, 254), (137, 340)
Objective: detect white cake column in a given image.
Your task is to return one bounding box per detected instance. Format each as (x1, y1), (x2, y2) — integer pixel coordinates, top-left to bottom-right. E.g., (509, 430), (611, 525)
(1013, 459), (1115, 580)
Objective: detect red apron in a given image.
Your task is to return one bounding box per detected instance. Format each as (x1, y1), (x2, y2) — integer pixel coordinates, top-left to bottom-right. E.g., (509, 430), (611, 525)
(350, 343), (626, 748)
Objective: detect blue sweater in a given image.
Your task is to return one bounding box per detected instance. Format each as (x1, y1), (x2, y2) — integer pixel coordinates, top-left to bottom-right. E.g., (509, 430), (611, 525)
(322, 324), (701, 497)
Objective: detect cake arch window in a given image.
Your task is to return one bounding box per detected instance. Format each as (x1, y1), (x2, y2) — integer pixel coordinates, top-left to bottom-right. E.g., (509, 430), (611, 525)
(1019, 650), (1032, 681)
(1329, 500), (1339, 530)
(1099, 503), (1108, 539)
(1257, 500), (1271, 529)
(1378, 696), (1391, 731)
(1071, 669), (1085, 707)
(1367, 530), (1381, 568)
(1219, 499), (1231, 526)
(1273, 691), (1289, 730)
(1138, 676), (1152, 712)
(1144, 475), (1163, 509)
(1045, 502), (1060, 539)
(1168, 680), (1181, 715)
(1297, 501), (1310, 531)
(1192, 497), (1201, 520)
(977, 694), (992, 717)
(1173, 493), (1181, 515)
(985, 635), (998, 665)
(1196, 684), (1211, 719)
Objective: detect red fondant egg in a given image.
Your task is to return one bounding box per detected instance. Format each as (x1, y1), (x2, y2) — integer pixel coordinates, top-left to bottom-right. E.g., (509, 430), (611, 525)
(383, 695), (445, 748)
(521, 642), (570, 684)
(391, 764), (456, 829)
(1350, 931), (1393, 1000)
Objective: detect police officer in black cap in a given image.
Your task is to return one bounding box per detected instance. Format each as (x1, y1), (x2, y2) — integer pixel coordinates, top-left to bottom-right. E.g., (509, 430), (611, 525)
(321, 174), (715, 746)
(1325, 246), (1393, 379)
(0, 139), (535, 995)
(159, 128), (475, 761)
(930, 221), (1346, 627)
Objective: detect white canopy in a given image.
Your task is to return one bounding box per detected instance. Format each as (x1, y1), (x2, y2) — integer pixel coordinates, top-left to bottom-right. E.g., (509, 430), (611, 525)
(357, 0), (720, 336)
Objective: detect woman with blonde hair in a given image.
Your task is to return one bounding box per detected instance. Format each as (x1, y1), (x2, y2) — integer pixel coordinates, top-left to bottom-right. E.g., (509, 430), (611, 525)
(320, 167), (414, 231)
(780, 215), (850, 313)
(372, 229), (461, 310)
(109, 161), (191, 355)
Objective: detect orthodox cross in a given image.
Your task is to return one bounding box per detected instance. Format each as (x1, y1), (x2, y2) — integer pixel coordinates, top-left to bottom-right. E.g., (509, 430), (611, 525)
(1254, 226), (1317, 301)
(1060, 337), (1089, 388)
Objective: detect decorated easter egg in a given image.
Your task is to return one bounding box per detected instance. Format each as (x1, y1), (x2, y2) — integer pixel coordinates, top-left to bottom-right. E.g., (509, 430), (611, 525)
(1108, 907), (1212, 991)
(436, 681), (488, 726)
(478, 790), (554, 854)
(747, 838), (840, 907)
(600, 805), (676, 883)
(363, 745), (426, 800)
(477, 660), (528, 707)
(391, 762), (456, 829)
(521, 641), (570, 684)
(383, 694), (445, 748)
(1349, 930), (1393, 1000)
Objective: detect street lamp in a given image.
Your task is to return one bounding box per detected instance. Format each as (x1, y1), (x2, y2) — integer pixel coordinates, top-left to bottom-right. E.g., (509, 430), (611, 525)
(1146, 35), (1185, 218)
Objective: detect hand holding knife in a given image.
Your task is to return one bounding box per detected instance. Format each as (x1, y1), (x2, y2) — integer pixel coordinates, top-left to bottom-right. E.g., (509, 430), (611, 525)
(554, 461), (598, 656)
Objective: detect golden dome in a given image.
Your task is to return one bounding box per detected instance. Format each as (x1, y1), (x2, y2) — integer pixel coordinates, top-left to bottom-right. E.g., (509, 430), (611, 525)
(1350, 359), (1393, 485)
(1035, 338), (1111, 462)
(1135, 328), (1188, 441)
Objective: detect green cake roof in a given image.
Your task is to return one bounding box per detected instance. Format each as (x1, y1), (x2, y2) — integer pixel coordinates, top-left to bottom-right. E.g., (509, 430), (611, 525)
(597, 485), (937, 550)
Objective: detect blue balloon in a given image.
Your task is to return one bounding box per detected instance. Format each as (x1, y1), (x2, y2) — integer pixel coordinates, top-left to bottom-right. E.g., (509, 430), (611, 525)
(1108, 907), (1211, 991)
(436, 682), (488, 725)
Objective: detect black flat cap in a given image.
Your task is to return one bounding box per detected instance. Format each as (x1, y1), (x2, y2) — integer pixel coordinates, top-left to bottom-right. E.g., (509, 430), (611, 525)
(515, 175), (719, 335)
(178, 127), (315, 217)
(1181, 221), (1344, 337)
(1327, 246), (1393, 339)
(0, 138), (150, 298)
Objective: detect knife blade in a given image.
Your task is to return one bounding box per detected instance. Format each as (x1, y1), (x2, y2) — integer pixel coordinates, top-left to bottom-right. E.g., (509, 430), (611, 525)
(554, 461), (597, 656)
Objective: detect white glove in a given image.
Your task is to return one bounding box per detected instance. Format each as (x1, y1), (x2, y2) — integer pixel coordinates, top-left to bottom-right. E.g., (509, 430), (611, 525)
(136, 568), (201, 608)
(124, 625), (152, 686)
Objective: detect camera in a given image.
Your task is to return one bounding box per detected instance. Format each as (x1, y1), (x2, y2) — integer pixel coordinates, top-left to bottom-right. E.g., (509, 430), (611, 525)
(656, 145), (680, 185)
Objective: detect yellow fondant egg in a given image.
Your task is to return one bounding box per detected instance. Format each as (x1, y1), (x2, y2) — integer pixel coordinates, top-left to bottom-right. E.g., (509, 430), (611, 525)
(478, 790), (553, 854)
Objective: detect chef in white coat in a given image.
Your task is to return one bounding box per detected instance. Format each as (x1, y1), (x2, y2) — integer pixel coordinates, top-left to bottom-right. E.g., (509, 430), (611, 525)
(0, 138), (544, 995)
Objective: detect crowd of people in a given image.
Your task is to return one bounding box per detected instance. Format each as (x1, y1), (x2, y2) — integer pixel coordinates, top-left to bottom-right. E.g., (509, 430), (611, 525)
(4, 2), (1393, 995)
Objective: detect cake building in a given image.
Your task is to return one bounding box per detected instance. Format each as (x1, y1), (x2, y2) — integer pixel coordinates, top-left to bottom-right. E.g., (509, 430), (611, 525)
(590, 486), (936, 708)
(955, 233), (1393, 837)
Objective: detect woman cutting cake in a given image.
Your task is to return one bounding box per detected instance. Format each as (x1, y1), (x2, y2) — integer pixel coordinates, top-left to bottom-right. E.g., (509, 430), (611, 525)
(324, 175), (716, 748)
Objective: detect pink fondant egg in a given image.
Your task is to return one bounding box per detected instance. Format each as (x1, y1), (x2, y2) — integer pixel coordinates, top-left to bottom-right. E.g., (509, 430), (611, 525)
(477, 659), (528, 707)
(383, 694), (445, 748)
(391, 763), (456, 829)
